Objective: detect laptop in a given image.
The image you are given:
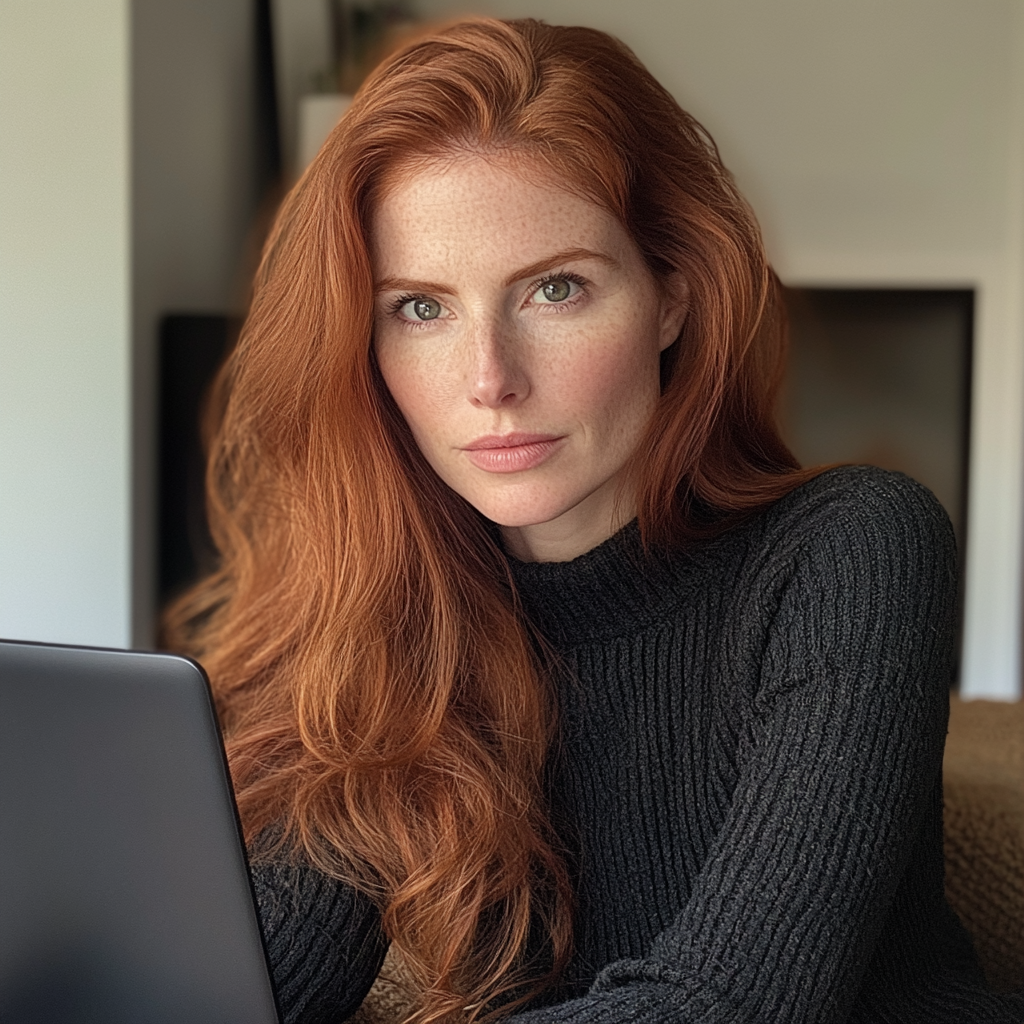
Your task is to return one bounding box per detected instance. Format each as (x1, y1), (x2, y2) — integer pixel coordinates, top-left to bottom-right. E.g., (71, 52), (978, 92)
(0, 638), (281, 1024)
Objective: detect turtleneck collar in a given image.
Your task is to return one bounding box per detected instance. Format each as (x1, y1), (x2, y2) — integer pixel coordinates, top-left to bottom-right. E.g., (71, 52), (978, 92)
(505, 519), (706, 645)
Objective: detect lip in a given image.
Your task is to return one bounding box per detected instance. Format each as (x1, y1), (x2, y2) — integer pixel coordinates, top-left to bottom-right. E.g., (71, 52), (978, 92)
(461, 432), (565, 473)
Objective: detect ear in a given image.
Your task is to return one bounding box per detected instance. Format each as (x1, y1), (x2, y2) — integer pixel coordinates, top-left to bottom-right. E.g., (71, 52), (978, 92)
(657, 272), (690, 352)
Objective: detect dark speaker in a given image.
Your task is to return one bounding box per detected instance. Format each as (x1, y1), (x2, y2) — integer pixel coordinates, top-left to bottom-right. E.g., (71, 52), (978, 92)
(158, 314), (238, 604)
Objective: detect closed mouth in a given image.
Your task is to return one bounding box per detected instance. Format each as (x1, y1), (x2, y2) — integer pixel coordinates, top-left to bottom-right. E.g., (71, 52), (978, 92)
(460, 433), (566, 473)
(462, 432), (563, 451)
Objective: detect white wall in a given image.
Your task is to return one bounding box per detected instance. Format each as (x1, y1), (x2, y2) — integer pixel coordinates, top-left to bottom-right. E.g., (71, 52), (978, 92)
(0, 0), (260, 650)
(419, 0), (1024, 699)
(131, 0), (261, 645)
(0, 2), (132, 648)
(269, 0), (334, 175)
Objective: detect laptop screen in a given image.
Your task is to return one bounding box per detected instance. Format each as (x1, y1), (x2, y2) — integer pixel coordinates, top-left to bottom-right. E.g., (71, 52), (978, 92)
(0, 639), (280, 1024)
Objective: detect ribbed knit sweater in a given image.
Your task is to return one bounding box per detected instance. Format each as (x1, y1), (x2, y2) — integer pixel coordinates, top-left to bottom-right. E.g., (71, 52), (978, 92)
(251, 466), (1024, 1023)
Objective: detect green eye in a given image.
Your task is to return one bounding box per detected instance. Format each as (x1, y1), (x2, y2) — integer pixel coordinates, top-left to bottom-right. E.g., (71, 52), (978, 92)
(411, 298), (441, 320)
(541, 279), (572, 302)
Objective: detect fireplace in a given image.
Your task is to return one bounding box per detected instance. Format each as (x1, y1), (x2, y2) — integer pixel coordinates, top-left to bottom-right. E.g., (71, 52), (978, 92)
(781, 288), (973, 550)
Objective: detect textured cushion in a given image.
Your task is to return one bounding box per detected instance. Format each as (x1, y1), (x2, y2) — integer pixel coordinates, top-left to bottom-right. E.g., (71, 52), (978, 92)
(349, 945), (418, 1024)
(943, 694), (1024, 992)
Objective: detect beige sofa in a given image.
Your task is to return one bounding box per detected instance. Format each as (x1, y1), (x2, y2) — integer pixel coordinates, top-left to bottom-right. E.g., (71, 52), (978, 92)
(944, 694), (1024, 992)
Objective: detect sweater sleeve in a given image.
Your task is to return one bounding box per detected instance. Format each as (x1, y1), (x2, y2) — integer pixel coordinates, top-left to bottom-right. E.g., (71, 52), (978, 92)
(508, 473), (975, 1023)
(250, 857), (387, 1024)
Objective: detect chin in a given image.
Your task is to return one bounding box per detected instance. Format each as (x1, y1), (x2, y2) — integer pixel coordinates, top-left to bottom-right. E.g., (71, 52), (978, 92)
(465, 486), (587, 531)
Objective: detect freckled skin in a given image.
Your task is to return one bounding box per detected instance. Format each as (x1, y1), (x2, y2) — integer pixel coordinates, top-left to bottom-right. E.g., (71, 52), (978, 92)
(371, 154), (688, 562)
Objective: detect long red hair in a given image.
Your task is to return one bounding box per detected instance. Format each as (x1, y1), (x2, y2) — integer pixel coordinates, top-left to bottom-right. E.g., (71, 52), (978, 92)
(163, 17), (816, 1024)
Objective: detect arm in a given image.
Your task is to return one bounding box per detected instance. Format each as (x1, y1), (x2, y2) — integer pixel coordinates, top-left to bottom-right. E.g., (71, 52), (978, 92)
(251, 857), (388, 1024)
(511, 472), (958, 1023)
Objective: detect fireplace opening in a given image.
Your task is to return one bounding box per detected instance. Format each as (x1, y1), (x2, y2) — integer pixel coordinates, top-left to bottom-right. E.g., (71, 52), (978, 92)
(781, 287), (973, 548)
(780, 287), (973, 681)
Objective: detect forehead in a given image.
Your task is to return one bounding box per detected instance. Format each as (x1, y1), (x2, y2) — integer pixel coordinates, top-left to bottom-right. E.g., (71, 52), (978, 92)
(368, 152), (632, 278)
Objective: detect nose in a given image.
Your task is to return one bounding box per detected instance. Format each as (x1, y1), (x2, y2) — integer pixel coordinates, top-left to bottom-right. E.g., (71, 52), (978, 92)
(467, 317), (530, 409)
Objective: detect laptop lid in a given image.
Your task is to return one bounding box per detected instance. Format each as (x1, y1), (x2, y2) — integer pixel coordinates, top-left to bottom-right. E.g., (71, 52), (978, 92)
(0, 639), (281, 1024)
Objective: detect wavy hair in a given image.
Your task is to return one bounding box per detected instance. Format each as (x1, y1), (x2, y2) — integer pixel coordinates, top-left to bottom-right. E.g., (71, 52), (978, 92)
(163, 17), (816, 1024)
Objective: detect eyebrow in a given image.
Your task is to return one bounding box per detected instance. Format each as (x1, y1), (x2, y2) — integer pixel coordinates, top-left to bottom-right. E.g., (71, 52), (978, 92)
(374, 247), (618, 295)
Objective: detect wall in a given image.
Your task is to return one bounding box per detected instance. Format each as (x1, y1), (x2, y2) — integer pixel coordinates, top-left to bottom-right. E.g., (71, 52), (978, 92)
(131, 0), (261, 645)
(0, 2), (132, 647)
(0, 1), (261, 650)
(418, 0), (1024, 699)
(269, 0), (334, 175)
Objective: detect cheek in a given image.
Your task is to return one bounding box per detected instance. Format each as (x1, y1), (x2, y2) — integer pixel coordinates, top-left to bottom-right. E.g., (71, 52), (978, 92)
(550, 319), (662, 429)
(376, 343), (452, 453)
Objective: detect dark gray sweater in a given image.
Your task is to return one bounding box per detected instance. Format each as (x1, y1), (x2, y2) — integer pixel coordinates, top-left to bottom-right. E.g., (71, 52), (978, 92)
(252, 466), (1024, 1023)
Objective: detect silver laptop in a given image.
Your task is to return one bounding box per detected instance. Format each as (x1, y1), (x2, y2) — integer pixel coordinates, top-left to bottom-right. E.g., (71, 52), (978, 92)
(0, 638), (280, 1024)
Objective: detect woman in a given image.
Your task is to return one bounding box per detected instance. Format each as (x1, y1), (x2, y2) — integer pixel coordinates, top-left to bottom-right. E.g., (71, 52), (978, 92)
(164, 17), (1024, 1024)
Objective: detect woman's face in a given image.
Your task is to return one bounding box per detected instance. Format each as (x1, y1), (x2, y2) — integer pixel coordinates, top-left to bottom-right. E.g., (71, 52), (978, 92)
(370, 152), (688, 562)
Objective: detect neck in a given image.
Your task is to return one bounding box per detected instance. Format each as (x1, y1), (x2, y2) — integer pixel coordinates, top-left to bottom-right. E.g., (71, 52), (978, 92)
(500, 490), (636, 563)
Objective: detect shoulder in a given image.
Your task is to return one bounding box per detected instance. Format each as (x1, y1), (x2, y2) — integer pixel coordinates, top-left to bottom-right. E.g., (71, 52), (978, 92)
(736, 468), (959, 711)
(750, 465), (956, 575)
(768, 464), (950, 537)
(690, 465), (957, 612)
(719, 466), (958, 659)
